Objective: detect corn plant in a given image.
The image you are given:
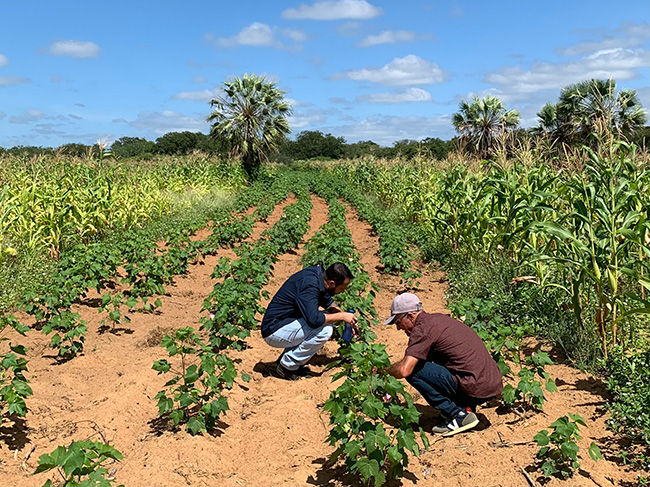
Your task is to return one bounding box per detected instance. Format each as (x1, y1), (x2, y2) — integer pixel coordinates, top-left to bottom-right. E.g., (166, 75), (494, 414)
(0, 154), (246, 257)
(528, 142), (650, 357)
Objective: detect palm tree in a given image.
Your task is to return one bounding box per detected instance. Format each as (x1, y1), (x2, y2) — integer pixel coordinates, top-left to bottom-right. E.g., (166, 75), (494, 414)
(536, 79), (646, 149)
(534, 102), (560, 135)
(452, 96), (521, 158)
(208, 74), (292, 180)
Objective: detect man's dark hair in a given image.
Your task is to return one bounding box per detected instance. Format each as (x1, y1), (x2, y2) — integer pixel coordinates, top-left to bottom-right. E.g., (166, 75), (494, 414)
(324, 262), (354, 285)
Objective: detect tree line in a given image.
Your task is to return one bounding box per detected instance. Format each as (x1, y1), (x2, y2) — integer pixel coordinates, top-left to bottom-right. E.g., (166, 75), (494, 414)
(1, 76), (647, 179)
(0, 130), (455, 163)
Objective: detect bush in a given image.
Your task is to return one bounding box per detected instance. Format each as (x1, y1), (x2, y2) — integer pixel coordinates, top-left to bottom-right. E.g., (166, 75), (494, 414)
(606, 349), (650, 471)
(534, 413), (602, 479)
(444, 255), (604, 370)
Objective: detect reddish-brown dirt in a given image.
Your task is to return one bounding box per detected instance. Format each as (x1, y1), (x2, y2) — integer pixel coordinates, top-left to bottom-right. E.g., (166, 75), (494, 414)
(0, 195), (641, 487)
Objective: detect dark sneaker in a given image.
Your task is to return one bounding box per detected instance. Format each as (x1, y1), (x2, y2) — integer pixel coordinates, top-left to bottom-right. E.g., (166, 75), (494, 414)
(431, 408), (479, 437)
(271, 362), (303, 381)
(296, 365), (313, 378)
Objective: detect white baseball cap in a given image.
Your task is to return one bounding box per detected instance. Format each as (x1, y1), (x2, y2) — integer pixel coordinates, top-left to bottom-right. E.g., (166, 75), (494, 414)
(383, 293), (423, 325)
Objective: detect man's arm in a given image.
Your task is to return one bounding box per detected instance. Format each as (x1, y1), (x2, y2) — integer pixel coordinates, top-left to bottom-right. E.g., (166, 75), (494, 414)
(323, 311), (356, 325)
(384, 355), (419, 379)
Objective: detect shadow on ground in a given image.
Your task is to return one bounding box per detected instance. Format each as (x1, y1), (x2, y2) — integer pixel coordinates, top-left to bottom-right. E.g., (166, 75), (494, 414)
(0, 414), (31, 450)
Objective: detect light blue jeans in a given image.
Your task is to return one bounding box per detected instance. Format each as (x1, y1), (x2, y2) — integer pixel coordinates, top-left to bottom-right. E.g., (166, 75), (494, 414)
(263, 319), (333, 371)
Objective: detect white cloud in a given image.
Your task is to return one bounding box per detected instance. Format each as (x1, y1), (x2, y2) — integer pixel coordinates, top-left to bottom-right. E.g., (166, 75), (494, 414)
(357, 87), (433, 103)
(0, 111), (6, 119)
(206, 22), (306, 49)
(172, 88), (220, 102)
(332, 55), (447, 86)
(9, 109), (46, 124)
(31, 123), (67, 136)
(357, 30), (417, 47)
(329, 97), (350, 104)
(0, 76), (30, 87)
(450, 7), (464, 17)
(288, 109), (328, 129)
(0, 54), (8, 67)
(282, 28), (309, 42)
(233, 22), (275, 46)
(46, 40), (100, 58)
(282, 0), (381, 20)
(335, 21), (363, 37)
(286, 98), (313, 108)
(128, 110), (208, 135)
(193, 76), (206, 84)
(485, 48), (649, 97)
(324, 114), (454, 145)
(556, 22), (649, 57)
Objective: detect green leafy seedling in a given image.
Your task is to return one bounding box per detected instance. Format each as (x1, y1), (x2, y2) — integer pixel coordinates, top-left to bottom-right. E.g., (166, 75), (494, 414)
(534, 413), (602, 479)
(34, 440), (123, 487)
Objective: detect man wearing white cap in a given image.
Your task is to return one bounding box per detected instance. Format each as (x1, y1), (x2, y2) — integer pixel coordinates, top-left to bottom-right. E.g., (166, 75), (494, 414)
(382, 292), (503, 436)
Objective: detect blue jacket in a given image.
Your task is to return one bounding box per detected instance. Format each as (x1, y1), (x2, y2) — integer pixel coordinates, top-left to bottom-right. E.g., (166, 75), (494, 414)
(261, 265), (334, 338)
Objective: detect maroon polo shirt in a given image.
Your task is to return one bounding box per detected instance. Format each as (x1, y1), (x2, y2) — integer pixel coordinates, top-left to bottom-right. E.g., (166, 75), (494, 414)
(405, 311), (503, 399)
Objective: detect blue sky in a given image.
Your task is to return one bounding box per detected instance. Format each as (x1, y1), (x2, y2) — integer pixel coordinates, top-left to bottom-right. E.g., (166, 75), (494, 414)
(1, 0), (648, 148)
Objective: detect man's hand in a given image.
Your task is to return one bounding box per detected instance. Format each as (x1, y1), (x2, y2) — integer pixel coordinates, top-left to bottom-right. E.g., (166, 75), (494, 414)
(383, 355), (419, 379)
(343, 311), (357, 325)
(323, 311), (358, 326)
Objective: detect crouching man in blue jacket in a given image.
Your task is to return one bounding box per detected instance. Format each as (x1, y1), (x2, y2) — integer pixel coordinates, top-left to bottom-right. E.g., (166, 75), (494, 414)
(261, 262), (357, 380)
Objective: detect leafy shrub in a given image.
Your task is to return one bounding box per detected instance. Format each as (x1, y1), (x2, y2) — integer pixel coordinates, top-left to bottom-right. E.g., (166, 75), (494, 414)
(606, 349), (650, 471)
(534, 413), (602, 479)
(34, 440), (123, 487)
(0, 314), (32, 423)
(152, 327), (242, 435)
(324, 342), (428, 486)
(502, 351), (557, 411)
(449, 296), (529, 375)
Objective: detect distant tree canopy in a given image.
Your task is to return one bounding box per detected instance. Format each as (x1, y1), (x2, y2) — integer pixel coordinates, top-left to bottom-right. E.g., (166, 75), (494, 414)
(281, 130), (346, 160)
(111, 137), (157, 158)
(364, 138), (453, 160)
(276, 133), (452, 162)
(0, 133), (455, 162)
(343, 140), (381, 159)
(112, 132), (229, 158)
(156, 132), (204, 155)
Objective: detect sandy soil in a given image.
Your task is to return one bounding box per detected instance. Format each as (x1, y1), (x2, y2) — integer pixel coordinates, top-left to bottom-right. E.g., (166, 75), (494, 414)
(0, 194), (641, 487)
